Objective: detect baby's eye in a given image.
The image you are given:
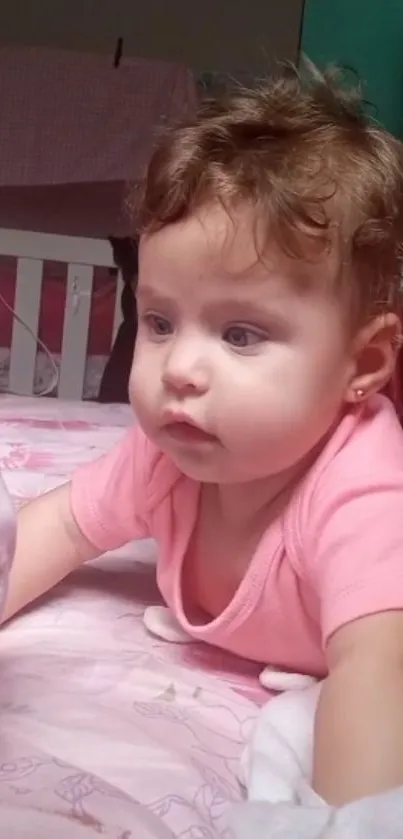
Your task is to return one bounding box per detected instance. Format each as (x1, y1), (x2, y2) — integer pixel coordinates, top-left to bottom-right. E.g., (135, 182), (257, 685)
(143, 313), (172, 336)
(223, 325), (264, 348)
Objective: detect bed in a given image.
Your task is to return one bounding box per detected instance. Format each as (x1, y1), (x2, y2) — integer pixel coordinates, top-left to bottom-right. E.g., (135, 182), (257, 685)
(0, 395), (266, 837)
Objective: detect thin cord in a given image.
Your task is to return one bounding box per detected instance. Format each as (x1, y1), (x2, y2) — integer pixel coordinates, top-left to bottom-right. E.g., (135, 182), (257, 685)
(0, 291), (59, 397)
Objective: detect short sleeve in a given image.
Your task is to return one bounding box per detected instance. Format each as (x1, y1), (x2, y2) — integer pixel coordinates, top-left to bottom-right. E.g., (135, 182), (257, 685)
(70, 425), (151, 551)
(305, 469), (403, 646)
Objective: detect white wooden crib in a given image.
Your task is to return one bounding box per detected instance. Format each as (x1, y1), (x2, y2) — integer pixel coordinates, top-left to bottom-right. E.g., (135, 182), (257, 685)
(0, 228), (123, 401)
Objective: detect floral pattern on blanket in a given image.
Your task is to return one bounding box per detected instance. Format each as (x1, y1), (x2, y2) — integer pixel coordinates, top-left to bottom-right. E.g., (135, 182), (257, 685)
(0, 395), (265, 837)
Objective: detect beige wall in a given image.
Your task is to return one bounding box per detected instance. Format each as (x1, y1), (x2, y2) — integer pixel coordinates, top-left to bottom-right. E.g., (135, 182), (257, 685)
(0, 0), (303, 72)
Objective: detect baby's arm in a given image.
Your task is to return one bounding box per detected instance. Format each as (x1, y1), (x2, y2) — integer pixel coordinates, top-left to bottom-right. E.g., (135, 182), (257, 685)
(313, 610), (403, 804)
(1, 483), (100, 623)
(2, 426), (152, 624)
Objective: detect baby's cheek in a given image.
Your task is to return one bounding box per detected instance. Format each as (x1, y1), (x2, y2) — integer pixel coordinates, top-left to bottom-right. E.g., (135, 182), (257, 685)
(223, 381), (318, 456)
(0, 474), (16, 620)
(128, 348), (147, 397)
(128, 370), (146, 416)
(128, 365), (159, 434)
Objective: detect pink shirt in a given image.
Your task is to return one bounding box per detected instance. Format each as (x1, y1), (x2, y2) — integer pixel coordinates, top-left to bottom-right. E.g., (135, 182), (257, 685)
(70, 395), (403, 677)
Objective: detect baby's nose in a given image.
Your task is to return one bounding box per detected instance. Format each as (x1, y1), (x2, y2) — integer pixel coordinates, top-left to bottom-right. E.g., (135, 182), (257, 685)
(162, 350), (209, 396)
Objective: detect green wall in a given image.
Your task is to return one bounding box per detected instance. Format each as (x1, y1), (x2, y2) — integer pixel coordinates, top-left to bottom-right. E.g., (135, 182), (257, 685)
(301, 0), (403, 138)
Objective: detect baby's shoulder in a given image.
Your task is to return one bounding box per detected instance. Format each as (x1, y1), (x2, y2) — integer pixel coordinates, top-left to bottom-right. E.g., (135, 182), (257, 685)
(284, 396), (403, 566)
(318, 395), (403, 483)
(289, 395), (403, 523)
(292, 396), (402, 502)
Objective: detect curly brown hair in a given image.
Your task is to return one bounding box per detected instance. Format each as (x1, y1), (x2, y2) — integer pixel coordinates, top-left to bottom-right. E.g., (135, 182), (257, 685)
(133, 63), (403, 326)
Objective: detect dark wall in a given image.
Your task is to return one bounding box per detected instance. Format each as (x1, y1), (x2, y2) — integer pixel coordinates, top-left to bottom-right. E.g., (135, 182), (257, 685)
(0, 0), (304, 73)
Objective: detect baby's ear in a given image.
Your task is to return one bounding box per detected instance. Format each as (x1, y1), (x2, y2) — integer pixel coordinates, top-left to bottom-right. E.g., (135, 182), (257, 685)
(345, 313), (402, 403)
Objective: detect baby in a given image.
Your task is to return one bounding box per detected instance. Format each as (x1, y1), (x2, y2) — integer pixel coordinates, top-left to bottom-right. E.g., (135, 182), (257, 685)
(5, 65), (403, 808)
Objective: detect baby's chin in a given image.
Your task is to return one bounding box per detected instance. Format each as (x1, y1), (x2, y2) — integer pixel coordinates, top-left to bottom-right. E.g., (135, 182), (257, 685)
(158, 446), (267, 485)
(159, 443), (224, 483)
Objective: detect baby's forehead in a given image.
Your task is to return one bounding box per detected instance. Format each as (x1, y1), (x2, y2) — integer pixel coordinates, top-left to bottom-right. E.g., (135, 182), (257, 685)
(139, 204), (337, 294)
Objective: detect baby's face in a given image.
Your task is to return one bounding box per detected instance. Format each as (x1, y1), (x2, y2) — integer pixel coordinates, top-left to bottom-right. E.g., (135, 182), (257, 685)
(130, 204), (353, 484)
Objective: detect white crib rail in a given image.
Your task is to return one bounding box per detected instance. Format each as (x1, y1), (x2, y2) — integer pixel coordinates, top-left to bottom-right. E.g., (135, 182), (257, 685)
(0, 229), (121, 401)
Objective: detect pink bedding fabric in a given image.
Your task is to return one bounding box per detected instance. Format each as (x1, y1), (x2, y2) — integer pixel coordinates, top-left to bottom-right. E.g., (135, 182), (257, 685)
(0, 396), (265, 838)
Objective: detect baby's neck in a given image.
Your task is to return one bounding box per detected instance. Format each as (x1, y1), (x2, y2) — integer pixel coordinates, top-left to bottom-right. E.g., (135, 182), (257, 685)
(213, 460), (309, 534)
(213, 423), (337, 532)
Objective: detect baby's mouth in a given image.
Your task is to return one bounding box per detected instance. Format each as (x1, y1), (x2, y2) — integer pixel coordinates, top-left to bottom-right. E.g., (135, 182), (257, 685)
(164, 420), (217, 444)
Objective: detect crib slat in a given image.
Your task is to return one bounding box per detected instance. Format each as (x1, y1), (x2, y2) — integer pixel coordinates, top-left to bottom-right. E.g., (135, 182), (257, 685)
(0, 228), (114, 267)
(112, 271), (124, 342)
(9, 258), (43, 395)
(59, 263), (93, 400)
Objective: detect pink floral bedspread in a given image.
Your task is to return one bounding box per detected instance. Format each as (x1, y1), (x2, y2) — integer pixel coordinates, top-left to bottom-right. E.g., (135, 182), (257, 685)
(0, 396), (265, 838)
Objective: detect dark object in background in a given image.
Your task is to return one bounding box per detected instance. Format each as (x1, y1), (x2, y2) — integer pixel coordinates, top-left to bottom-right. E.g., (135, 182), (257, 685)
(98, 236), (138, 403)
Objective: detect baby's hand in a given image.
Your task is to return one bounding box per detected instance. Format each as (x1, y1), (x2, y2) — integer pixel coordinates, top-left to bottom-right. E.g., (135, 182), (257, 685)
(2, 482), (99, 623)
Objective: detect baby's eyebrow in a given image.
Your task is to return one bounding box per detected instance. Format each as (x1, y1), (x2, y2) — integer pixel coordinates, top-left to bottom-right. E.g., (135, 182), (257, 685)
(201, 298), (266, 317)
(136, 286), (167, 305)
(203, 298), (293, 327)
